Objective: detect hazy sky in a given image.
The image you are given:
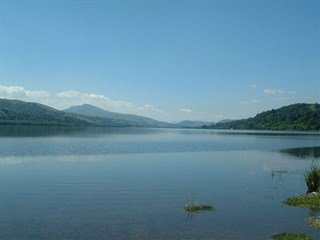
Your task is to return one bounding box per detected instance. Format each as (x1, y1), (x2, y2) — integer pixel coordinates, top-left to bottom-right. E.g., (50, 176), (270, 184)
(0, 0), (319, 122)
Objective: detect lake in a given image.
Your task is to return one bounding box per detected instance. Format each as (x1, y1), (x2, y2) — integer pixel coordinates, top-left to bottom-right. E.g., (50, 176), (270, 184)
(0, 126), (319, 240)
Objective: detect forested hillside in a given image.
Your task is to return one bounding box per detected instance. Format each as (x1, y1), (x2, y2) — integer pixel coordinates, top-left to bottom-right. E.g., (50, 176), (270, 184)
(203, 103), (320, 131)
(0, 99), (135, 127)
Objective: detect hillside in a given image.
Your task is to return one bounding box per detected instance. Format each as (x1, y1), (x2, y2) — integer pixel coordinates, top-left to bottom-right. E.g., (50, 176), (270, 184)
(65, 104), (220, 128)
(175, 120), (215, 128)
(64, 104), (173, 128)
(0, 99), (137, 127)
(203, 103), (320, 131)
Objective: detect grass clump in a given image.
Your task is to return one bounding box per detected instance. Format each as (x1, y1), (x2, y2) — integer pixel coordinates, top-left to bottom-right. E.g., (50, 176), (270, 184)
(271, 232), (313, 240)
(284, 162), (320, 209)
(305, 161), (320, 193)
(284, 193), (320, 209)
(184, 196), (214, 212)
(185, 204), (214, 212)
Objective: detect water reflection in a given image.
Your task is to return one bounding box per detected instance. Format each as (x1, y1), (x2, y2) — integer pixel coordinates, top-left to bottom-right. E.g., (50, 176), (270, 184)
(0, 125), (160, 137)
(1, 125), (320, 138)
(308, 207), (320, 216)
(281, 147), (320, 159)
(1, 132), (320, 239)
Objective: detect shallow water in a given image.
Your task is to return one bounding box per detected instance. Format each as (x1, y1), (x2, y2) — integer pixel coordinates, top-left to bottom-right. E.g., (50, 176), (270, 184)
(0, 126), (319, 239)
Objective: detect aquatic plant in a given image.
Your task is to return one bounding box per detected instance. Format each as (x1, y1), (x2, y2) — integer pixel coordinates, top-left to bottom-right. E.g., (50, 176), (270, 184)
(271, 232), (313, 240)
(270, 168), (288, 180)
(184, 195), (214, 212)
(185, 204), (214, 212)
(305, 161), (320, 193)
(284, 193), (320, 209)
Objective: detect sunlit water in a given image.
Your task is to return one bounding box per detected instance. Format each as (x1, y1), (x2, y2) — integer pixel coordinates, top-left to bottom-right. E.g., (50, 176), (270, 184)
(0, 126), (319, 239)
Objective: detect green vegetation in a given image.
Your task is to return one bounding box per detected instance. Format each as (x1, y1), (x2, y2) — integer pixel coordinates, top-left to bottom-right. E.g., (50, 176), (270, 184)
(184, 196), (214, 212)
(271, 233), (313, 240)
(283, 162), (320, 234)
(184, 204), (214, 212)
(284, 162), (320, 209)
(284, 194), (320, 209)
(305, 162), (320, 193)
(0, 99), (152, 127)
(203, 103), (320, 131)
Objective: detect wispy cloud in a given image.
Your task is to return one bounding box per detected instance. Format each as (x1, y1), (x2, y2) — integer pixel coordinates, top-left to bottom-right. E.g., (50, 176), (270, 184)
(263, 88), (297, 102)
(240, 99), (259, 105)
(56, 90), (134, 109)
(180, 108), (193, 113)
(249, 83), (257, 89)
(139, 104), (164, 113)
(56, 90), (80, 98)
(0, 85), (50, 99)
(0, 85), (136, 110)
(264, 88), (284, 95)
(211, 114), (224, 120)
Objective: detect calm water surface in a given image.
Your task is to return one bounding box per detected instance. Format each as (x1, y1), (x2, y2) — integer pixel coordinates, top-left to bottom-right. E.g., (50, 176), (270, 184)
(0, 126), (319, 239)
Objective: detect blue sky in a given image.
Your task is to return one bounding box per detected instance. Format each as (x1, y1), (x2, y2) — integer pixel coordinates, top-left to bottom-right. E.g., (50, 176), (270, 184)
(0, 0), (319, 122)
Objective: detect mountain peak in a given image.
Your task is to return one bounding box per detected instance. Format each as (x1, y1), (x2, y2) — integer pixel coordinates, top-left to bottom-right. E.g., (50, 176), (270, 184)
(65, 104), (112, 114)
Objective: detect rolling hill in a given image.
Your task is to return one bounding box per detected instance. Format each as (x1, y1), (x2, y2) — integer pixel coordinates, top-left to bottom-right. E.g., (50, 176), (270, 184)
(64, 104), (173, 128)
(0, 99), (140, 127)
(203, 103), (320, 131)
(64, 104), (217, 128)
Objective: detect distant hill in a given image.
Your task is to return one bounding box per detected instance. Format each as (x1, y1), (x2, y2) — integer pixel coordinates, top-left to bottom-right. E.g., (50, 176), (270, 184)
(0, 99), (141, 127)
(2, 99), (317, 131)
(175, 120), (215, 128)
(203, 103), (320, 131)
(64, 104), (173, 128)
(216, 119), (234, 124)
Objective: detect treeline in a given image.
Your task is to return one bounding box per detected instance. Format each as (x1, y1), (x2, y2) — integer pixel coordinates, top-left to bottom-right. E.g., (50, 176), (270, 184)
(203, 103), (320, 131)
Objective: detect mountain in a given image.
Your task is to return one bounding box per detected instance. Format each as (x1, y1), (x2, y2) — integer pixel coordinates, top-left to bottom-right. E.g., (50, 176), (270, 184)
(64, 104), (173, 128)
(0, 99), (203, 129)
(2, 99), (318, 131)
(0, 99), (139, 127)
(175, 120), (215, 128)
(203, 103), (320, 131)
